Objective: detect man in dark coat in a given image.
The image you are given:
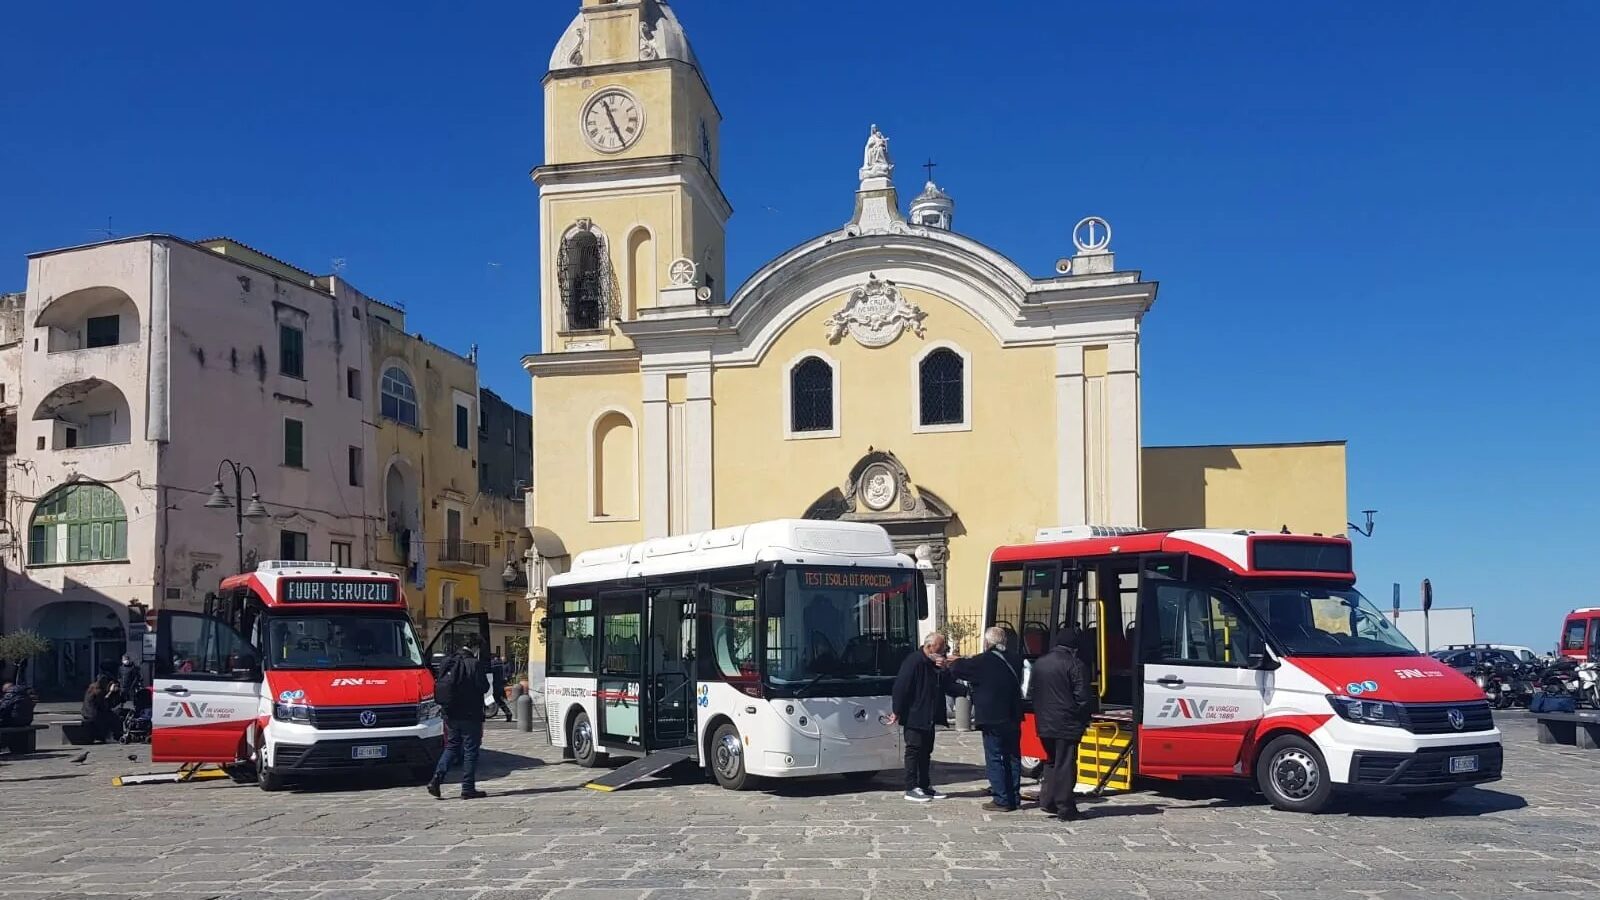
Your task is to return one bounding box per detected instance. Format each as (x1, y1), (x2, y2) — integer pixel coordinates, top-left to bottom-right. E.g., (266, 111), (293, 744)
(489, 653), (513, 722)
(889, 632), (966, 802)
(427, 640), (491, 799)
(950, 626), (1025, 811)
(1031, 626), (1094, 820)
(117, 656), (147, 712)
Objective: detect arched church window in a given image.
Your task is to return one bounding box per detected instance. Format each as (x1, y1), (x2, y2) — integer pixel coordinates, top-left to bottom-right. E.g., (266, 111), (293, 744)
(790, 356), (835, 434)
(558, 225), (610, 331)
(29, 483), (127, 565)
(918, 347), (965, 428)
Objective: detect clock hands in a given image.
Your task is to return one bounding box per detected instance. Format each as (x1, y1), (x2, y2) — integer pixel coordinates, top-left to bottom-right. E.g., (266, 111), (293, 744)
(602, 101), (626, 144)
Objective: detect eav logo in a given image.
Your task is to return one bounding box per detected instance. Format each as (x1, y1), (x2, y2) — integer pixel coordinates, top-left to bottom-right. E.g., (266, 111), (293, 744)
(1158, 698), (1210, 720)
(164, 701), (210, 719)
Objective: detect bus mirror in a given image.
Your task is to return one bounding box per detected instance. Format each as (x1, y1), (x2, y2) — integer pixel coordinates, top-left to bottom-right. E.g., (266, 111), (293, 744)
(1251, 653), (1280, 672)
(761, 570), (785, 620)
(917, 594), (929, 621)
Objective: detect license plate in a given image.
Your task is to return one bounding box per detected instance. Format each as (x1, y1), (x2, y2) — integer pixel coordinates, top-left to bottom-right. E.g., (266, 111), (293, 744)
(352, 744), (388, 760)
(1448, 755), (1478, 774)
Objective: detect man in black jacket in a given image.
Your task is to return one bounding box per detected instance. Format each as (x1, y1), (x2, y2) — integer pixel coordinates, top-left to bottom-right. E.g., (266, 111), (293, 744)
(427, 640), (491, 800)
(950, 626), (1025, 811)
(889, 632), (966, 802)
(1031, 626), (1094, 820)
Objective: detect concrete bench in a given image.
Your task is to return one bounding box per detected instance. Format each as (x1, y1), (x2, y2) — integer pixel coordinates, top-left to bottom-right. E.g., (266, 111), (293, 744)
(1535, 712), (1600, 750)
(0, 724), (49, 754)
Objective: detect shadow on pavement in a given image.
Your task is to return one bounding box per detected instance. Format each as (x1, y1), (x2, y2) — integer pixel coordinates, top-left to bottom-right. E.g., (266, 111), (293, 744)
(1339, 787), (1528, 818)
(0, 772), (91, 784)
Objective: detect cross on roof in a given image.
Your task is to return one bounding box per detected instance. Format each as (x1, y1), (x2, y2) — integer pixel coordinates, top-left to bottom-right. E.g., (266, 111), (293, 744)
(923, 158), (938, 183)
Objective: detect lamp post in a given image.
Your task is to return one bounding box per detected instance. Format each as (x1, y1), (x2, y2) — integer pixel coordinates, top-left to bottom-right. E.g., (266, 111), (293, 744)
(1347, 509), (1378, 538)
(205, 459), (270, 574)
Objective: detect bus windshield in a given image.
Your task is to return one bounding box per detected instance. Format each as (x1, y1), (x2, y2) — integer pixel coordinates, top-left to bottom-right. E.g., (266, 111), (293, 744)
(1243, 586), (1418, 657)
(266, 613), (425, 670)
(766, 567), (918, 689)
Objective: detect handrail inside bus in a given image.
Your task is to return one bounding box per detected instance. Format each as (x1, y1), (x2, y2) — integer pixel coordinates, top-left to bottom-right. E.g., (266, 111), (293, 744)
(1092, 598), (1108, 699)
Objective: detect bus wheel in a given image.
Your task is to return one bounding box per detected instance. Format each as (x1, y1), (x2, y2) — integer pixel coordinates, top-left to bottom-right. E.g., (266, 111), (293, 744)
(710, 723), (753, 791)
(569, 711), (600, 768)
(1021, 755), (1044, 780)
(1257, 735), (1332, 813)
(253, 731), (283, 792)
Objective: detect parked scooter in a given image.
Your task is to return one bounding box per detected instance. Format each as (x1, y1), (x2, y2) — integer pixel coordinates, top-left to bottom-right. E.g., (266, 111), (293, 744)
(1577, 661), (1600, 709)
(1470, 661), (1514, 709)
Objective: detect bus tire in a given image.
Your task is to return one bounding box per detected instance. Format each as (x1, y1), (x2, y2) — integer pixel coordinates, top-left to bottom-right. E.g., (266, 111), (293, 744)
(1021, 755), (1044, 780)
(1257, 734), (1332, 813)
(569, 711), (600, 768)
(709, 723), (754, 791)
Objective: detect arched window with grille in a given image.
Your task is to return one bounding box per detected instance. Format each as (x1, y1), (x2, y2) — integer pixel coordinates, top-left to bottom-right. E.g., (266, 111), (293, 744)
(381, 366), (419, 427)
(787, 354), (838, 437)
(916, 344), (970, 432)
(558, 224), (608, 331)
(29, 483), (128, 565)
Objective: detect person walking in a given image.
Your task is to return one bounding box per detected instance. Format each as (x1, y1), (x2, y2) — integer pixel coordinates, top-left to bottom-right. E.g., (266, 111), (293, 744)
(888, 632), (966, 802)
(427, 639), (490, 800)
(1031, 626), (1094, 820)
(489, 653), (513, 723)
(950, 626), (1025, 811)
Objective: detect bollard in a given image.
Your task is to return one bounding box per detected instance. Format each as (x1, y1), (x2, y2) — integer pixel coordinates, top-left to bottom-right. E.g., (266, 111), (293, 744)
(953, 695), (972, 731)
(515, 691), (535, 733)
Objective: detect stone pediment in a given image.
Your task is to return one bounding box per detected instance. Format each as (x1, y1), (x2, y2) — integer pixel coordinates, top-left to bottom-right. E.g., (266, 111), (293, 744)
(804, 449), (952, 525)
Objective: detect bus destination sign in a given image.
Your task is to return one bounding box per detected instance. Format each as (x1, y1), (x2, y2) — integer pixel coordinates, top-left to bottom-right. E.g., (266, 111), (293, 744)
(281, 579), (399, 604)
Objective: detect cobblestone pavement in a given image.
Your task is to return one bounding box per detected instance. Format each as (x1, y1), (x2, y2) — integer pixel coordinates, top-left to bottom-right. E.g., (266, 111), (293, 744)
(1, 711), (1596, 899)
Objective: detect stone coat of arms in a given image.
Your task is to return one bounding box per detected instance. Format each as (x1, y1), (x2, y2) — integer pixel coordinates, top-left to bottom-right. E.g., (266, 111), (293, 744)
(824, 275), (927, 348)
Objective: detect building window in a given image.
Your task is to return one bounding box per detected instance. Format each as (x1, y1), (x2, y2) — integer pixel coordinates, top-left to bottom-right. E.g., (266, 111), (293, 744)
(28, 483), (128, 566)
(788, 355), (837, 436)
(332, 541), (353, 567)
(558, 226), (606, 331)
(85, 315), (120, 348)
(918, 347), (966, 428)
(279, 324), (304, 379)
(280, 530), (308, 561)
(347, 368), (361, 400)
(348, 446), (362, 487)
(381, 367), (418, 427)
(455, 403), (470, 449)
(284, 418), (304, 468)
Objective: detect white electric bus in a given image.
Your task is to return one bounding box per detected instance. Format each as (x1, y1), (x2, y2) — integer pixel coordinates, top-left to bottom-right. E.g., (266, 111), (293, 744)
(543, 519), (924, 790)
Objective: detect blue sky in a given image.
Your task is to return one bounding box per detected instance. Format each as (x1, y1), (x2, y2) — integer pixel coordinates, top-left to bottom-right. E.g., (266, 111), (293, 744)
(3, 2), (1596, 648)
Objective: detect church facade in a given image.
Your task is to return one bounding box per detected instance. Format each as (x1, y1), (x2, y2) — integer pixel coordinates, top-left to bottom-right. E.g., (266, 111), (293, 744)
(525, 0), (1183, 627)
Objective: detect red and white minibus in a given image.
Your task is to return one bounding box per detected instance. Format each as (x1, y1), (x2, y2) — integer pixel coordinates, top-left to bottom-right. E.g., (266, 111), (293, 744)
(985, 526), (1502, 813)
(1558, 608), (1600, 660)
(151, 560), (487, 790)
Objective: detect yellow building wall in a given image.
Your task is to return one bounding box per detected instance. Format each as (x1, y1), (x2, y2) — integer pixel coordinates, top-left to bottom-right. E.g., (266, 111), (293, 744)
(711, 287), (1058, 620)
(531, 369), (646, 556)
(1142, 442), (1348, 536)
(543, 64), (717, 172)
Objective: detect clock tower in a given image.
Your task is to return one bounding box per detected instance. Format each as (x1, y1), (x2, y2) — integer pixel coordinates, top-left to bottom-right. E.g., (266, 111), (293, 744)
(535, 0), (730, 353)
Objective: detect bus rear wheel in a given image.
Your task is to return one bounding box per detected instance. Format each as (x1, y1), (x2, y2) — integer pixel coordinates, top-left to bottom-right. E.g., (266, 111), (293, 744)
(710, 723), (754, 791)
(569, 711), (600, 768)
(1257, 734), (1332, 813)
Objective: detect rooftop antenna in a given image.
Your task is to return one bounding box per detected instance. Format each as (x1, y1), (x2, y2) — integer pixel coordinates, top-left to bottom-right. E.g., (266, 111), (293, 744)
(88, 217), (116, 239)
(331, 257), (347, 275)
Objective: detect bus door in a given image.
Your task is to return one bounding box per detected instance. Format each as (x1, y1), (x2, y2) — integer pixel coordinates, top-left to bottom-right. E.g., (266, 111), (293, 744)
(597, 589), (645, 751)
(645, 584), (698, 750)
(1136, 578), (1270, 777)
(151, 610), (262, 763)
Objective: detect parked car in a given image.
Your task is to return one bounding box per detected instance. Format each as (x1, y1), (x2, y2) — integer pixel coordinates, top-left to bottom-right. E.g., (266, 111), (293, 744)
(1433, 647), (1532, 708)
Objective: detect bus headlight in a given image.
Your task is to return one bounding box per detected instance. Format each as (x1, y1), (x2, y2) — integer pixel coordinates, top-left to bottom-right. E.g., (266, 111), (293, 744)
(1327, 695), (1402, 728)
(273, 702), (312, 724)
(419, 700), (442, 722)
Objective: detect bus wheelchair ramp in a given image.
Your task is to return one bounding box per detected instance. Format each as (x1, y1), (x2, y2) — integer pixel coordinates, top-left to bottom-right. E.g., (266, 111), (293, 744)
(584, 746), (698, 792)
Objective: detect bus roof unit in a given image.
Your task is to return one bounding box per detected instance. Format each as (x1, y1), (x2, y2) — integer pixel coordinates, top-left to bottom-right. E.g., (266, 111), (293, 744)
(551, 519), (909, 587)
(996, 527), (1355, 580)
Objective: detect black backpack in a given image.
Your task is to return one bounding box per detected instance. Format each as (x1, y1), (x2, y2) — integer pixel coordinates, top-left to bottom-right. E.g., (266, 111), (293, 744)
(433, 655), (464, 709)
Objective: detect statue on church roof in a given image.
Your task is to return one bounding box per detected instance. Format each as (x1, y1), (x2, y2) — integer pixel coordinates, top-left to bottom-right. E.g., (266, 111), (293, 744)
(860, 125), (894, 181)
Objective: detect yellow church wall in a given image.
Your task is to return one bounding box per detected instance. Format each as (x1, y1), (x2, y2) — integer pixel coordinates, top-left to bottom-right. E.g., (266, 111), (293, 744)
(543, 65), (716, 168)
(543, 192), (682, 348)
(531, 369), (646, 556)
(711, 287), (1058, 620)
(1142, 441), (1348, 537)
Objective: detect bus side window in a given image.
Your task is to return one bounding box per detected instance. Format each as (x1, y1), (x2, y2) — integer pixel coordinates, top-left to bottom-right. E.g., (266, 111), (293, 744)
(705, 579), (758, 681)
(989, 567), (1024, 656)
(548, 594), (596, 675)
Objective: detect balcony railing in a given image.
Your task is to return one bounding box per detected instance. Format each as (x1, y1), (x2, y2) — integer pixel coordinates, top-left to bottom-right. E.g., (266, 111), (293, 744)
(437, 539), (489, 567)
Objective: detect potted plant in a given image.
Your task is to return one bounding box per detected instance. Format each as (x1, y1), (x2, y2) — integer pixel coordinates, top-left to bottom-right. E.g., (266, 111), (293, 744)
(0, 630), (50, 684)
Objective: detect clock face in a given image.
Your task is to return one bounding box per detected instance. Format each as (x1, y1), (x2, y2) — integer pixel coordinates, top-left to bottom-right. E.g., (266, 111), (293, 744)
(582, 89), (644, 153)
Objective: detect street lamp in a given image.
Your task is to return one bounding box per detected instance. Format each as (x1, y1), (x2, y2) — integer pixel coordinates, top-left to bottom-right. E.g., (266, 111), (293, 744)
(1347, 509), (1378, 538)
(206, 459), (269, 573)
(502, 559), (519, 582)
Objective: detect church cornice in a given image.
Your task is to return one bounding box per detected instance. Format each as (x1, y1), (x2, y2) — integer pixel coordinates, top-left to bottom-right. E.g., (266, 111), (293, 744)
(541, 58), (723, 122)
(532, 154), (732, 220)
(521, 348), (641, 378)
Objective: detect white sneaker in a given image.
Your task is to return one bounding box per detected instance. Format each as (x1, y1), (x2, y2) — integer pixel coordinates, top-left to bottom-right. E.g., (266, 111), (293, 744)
(904, 789), (932, 802)
(925, 788), (948, 800)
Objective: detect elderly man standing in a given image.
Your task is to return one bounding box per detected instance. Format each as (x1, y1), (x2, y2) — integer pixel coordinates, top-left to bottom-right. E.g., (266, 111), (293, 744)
(1031, 625), (1094, 820)
(950, 626), (1025, 811)
(889, 632), (966, 802)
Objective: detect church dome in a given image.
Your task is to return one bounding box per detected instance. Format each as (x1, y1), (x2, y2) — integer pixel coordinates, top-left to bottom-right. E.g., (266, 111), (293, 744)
(910, 180), (955, 231)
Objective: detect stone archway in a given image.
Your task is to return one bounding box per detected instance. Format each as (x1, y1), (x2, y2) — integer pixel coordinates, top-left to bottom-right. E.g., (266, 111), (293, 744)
(804, 449), (957, 626)
(25, 600), (127, 701)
